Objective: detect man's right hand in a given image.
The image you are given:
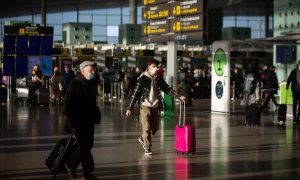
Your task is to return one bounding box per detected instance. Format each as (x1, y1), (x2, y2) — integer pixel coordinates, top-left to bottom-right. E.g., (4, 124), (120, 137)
(125, 110), (131, 117)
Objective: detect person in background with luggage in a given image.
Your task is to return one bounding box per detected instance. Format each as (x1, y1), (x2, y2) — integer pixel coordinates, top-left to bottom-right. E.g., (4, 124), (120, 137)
(64, 61), (98, 180)
(286, 60), (300, 124)
(28, 64), (44, 105)
(262, 65), (279, 111)
(241, 66), (262, 126)
(125, 59), (185, 155)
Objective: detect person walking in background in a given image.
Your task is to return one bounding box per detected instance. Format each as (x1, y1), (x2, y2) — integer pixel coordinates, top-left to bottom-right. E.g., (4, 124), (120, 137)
(262, 65), (279, 111)
(93, 64), (101, 96)
(64, 61), (99, 180)
(241, 66), (262, 126)
(286, 60), (300, 124)
(28, 64), (44, 105)
(62, 64), (75, 97)
(50, 66), (63, 104)
(180, 72), (194, 107)
(157, 64), (165, 77)
(125, 67), (139, 101)
(125, 59), (185, 155)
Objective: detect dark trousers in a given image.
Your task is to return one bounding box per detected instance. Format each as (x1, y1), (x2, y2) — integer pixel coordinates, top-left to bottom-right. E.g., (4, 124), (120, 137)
(263, 90), (278, 108)
(66, 127), (95, 175)
(292, 92), (300, 120)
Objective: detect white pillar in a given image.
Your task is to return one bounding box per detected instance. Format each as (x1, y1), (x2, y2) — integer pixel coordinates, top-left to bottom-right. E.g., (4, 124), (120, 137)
(166, 41), (177, 89)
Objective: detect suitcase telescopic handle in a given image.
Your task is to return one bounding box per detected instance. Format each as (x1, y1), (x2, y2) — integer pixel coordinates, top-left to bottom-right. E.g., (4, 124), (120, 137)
(179, 100), (185, 126)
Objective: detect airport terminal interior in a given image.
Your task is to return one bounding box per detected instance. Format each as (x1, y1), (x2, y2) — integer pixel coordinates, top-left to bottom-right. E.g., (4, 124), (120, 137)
(1, 0), (300, 179)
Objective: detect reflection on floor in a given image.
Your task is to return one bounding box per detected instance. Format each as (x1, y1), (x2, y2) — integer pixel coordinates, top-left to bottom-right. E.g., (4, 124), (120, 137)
(1, 98), (300, 180)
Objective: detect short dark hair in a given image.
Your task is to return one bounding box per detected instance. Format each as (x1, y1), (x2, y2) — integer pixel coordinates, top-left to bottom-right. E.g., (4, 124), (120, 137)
(147, 59), (158, 66)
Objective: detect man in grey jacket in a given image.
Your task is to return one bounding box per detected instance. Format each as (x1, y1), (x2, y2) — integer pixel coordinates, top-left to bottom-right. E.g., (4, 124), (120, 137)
(125, 59), (185, 155)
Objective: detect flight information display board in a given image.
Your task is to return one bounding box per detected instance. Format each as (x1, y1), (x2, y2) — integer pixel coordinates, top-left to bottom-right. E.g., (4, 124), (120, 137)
(143, 0), (169, 6)
(142, 0), (208, 43)
(142, 3), (169, 20)
(142, 19), (169, 36)
(170, 0), (206, 16)
(170, 14), (207, 33)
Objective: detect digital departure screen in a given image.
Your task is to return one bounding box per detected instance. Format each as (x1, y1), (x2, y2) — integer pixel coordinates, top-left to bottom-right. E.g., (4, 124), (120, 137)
(16, 35), (28, 55)
(16, 56), (28, 76)
(3, 56), (15, 76)
(28, 35), (41, 55)
(41, 36), (53, 55)
(3, 35), (16, 55)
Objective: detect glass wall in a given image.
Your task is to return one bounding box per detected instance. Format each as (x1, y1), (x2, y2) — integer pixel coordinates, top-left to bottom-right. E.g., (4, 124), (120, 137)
(0, 6), (270, 43)
(223, 16), (272, 38)
(0, 6), (142, 44)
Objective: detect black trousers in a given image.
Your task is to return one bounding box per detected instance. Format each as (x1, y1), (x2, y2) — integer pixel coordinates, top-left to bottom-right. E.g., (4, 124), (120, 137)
(263, 89), (278, 108)
(66, 126), (95, 175)
(292, 92), (300, 119)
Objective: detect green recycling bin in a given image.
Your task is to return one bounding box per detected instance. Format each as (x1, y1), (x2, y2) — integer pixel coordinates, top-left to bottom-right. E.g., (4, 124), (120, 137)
(163, 93), (175, 117)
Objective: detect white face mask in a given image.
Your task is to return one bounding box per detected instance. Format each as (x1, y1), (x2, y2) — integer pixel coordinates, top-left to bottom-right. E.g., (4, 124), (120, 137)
(298, 66), (300, 70)
(86, 72), (95, 80)
(150, 67), (157, 75)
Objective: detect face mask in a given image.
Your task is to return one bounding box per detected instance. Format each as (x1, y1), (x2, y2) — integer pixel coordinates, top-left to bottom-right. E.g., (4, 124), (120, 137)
(65, 68), (69, 72)
(86, 72), (95, 80)
(298, 66), (300, 70)
(150, 67), (158, 75)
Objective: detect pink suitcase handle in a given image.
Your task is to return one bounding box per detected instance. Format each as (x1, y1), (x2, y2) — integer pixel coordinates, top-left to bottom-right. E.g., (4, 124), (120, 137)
(179, 100), (186, 126)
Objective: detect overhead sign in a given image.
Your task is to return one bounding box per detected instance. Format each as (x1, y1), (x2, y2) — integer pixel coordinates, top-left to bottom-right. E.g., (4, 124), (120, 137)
(142, 3), (169, 20)
(170, 31), (207, 41)
(170, 14), (207, 33)
(142, 0), (208, 43)
(143, 0), (168, 6)
(4, 25), (53, 35)
(142, 20), (169, 36)
(141, 34), (169, 43)
(75, 48), (94, 56)
(171, 0), (206, 16)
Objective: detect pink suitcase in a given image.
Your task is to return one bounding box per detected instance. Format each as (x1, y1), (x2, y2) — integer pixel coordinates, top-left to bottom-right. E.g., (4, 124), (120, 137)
(175, 101), (196, 154)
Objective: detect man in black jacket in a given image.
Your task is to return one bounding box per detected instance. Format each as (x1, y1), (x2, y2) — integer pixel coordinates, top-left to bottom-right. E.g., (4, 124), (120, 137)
(125, 59), (185, 155)
(64, 61), (98, 179)
(262, 65), (279, 110)
(287, 61), (300, 123)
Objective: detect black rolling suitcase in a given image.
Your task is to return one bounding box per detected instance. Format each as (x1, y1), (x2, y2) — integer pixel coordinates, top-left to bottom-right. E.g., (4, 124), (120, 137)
(277, 89), (287, 123)
(277, 104), (287, 123)
(37, 88), (50, 105)
(245, 103), (262, 126)
(45, 132), (77, 178)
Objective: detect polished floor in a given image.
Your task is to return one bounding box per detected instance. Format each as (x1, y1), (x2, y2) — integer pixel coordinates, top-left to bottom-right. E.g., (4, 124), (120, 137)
(0, 97), (300, 180)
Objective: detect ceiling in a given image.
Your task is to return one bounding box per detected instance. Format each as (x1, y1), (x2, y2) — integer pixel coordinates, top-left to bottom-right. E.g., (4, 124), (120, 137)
(0, 0), (273, 18)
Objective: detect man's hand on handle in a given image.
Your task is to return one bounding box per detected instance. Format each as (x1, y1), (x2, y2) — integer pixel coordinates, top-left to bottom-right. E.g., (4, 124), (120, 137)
(179, 96), (186, 101)
(125, 110), (131, 117)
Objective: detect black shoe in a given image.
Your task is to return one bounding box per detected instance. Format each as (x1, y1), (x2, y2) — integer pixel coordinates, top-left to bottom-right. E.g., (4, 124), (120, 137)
(144, 147), (153, 155)
(83, 173), (98, 180)
(65, 164), (77, 178)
